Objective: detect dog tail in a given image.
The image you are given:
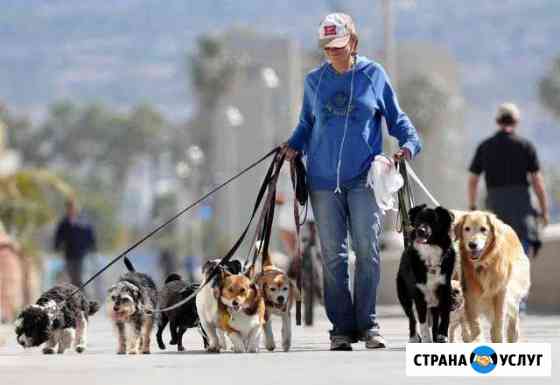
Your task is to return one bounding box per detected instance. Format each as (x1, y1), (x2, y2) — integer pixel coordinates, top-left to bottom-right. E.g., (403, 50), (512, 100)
(164, 273), (182, 284)
(124, 256), (136, 272)
(255, 240), (273, 268)
(88, 301), (100, 316)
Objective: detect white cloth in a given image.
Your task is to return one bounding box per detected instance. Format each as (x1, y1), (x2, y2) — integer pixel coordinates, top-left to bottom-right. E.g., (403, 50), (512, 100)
(366, 155), (404, 214)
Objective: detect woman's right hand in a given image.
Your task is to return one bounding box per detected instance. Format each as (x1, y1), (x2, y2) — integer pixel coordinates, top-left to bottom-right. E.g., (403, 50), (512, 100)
(281, 142), (299, 161)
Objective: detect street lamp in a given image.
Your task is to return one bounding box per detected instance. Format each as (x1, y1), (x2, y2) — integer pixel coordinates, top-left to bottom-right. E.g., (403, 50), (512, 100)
(261, 67), (279, 89)
(224, 106), (244, 238)
(185, 145), (205, 259)
(261, 67), (280, 147)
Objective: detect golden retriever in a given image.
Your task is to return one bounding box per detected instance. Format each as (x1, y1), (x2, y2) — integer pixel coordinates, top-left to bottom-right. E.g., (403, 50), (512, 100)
(454, 211), (530, 342)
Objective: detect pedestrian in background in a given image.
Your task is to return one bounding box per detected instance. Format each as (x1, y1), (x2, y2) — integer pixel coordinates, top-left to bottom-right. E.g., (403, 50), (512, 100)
(468, 102), (549, 257)
(283, 13), (422, 350)
(54, 199), (97, 287)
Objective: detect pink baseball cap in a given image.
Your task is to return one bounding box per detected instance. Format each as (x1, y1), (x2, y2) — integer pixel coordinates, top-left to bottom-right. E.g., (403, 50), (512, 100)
(318, 13), (357, 49)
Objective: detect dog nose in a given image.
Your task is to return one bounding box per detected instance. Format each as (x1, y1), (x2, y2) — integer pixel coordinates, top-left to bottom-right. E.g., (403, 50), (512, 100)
(232, 300), (238, 307)
(113, 305), (119, 312)
(277, 296), (285, 304)
(468, 241), (477, 250)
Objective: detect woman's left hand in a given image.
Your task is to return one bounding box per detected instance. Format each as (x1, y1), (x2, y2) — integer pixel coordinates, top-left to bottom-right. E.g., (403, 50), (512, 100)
(393, 148), (412, 161)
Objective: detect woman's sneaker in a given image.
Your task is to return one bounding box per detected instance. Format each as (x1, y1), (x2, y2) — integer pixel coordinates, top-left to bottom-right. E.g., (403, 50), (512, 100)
(363, 330), (387, 349)
(330, 335), (353, 351)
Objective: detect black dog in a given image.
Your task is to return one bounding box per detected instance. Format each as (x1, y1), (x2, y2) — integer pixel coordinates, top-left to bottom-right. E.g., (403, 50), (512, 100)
(397, 205), (456, 343)
(156, 259), (243, 352)
(156, 273), (205, 351)
(15, 284), (99, 354)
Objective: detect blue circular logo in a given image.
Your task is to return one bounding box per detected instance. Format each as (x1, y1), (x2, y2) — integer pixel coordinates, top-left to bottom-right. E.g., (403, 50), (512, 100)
(470, 345), (498, 374)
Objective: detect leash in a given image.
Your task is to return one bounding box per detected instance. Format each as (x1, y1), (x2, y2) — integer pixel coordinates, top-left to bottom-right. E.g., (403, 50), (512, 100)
(290, 161), (303, 326)
(69, 146), (281, 298)
(403, 160), (440, 206)
(156, 148), (284, 313)
(245, 151), (286, 274)
(396, 158), (442, 248)
(397, 158), (416, 248)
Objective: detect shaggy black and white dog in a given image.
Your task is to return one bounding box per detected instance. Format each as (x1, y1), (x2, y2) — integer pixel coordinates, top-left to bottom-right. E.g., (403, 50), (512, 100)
(156, 273), (207, 351)
(107, 257), (157, 354)
(397, 204), (456, 343)
(15, 284), (99, 354)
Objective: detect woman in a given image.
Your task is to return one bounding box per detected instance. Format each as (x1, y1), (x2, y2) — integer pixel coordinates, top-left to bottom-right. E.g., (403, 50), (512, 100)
(283, 13), (422, 350)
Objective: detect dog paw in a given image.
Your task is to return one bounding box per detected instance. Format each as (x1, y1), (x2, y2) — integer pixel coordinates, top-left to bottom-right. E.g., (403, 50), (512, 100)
(169, 338), (177, 345)
(127, 350), (138, 355)
(142, 350), (151, 354)
(76, 345), (86, 354)
(178, 346), (185, 352)
(265, 342), (276, 352)
(247, 347), (259, 353)
(435, 335), (448, 343)
(42, 347), (55, 355)
(206, 346), (220, 353)
(117, 350), (126, 355)
(408, 335), (422, 343)
(282, 341), (291, 352)
(158, 343), (166, 350)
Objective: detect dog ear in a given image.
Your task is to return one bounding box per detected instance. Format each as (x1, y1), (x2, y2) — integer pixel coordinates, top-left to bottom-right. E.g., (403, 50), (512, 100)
(454, 213), (467, 241)
(250, 282), (261, 297)
(486, 213), (505, 243)
(229, 260), (242, 274)
(408, 204), (426, 224)
(435, 206), (454, 232)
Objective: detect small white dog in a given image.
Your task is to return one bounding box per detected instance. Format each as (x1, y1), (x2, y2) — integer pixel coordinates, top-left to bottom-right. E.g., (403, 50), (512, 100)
(196, 259), (242, 352)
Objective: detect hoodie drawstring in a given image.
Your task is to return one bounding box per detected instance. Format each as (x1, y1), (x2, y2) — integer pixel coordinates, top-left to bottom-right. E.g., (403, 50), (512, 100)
(334, 57), (356, 194)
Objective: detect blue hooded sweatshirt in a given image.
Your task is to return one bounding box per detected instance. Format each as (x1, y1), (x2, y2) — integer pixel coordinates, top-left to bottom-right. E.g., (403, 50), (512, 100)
(288, 56), (422, 191)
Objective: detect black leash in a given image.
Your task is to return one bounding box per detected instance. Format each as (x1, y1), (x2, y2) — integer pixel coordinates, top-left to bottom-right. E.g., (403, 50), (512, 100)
(70, 146), (281, 298)
(156, 148), (283, 312)
(246, 151), (286, 274)
(396, 158), (415, 248)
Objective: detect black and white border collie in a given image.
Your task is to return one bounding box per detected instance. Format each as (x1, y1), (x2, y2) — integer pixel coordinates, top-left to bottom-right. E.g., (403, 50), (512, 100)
(397, 204), (456, 343)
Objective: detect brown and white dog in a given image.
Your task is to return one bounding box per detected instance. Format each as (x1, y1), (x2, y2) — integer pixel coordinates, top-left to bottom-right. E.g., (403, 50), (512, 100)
(448, 280), (470, 343)
(455, 211), (530, 342)
(196, 259), (243, 353)
(254, 248), (300, 352)
(218, 271), (267, 353)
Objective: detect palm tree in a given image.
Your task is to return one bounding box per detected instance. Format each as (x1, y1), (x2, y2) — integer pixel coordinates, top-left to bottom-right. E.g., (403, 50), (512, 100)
(1, 169), (74, 244)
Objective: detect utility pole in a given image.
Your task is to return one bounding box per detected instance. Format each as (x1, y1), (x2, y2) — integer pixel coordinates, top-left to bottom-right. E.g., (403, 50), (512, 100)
(381, 0), (400, 240)
(382, 0), (397, 87)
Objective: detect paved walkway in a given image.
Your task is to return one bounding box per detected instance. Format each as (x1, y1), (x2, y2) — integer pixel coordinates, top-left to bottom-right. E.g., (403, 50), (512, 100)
(0, 307), (558, 385)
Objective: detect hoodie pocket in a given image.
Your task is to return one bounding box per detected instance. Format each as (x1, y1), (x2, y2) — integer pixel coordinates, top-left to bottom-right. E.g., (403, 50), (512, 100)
(341, 131), (373, 179)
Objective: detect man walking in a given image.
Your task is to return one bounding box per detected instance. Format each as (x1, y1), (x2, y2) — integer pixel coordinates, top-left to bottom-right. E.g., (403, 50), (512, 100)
(54, 199), (97, 286)
(468, 102), (549, 257)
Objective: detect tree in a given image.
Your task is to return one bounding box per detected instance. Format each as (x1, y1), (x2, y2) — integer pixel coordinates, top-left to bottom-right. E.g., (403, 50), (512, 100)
(187, 36), (237, 166)
(539, 55), (560, 118)
(3, 101), (171, 250)
(0, 169), (74, 256)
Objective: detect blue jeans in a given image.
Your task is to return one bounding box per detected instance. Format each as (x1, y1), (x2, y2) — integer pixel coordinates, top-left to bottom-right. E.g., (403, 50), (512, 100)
(310, 176), (383, 337)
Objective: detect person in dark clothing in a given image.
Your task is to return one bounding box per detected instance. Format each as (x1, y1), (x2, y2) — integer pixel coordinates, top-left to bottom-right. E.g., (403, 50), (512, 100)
(468, 102), (549, 257)
(54, 199), (97, 286)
